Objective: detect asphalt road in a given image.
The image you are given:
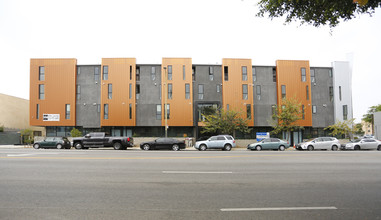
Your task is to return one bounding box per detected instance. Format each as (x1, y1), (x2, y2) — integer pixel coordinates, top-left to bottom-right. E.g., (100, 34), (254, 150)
(1, 148), (381, 220)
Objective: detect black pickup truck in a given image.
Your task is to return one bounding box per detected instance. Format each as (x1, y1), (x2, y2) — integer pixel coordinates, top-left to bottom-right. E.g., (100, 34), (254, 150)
(72, 132), (134, 150)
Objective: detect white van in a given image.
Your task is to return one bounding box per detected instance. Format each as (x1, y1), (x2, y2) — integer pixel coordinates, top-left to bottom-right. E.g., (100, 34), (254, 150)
(296, 137), (340, 151)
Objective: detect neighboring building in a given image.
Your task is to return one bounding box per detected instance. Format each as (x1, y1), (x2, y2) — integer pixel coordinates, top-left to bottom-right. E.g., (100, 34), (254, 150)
(30, 58), (353, 143)
(374, 112), (381, 140)
(361, 120), (373, 136)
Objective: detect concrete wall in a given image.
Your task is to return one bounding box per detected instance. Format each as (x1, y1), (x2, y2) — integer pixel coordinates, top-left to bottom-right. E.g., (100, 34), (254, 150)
(136, 65), (162, 126)
(253, 66), (277, 126)
(374, 112), (381, 140)
(311, 67), (335, 127)
(76, 65), (101, 128)
(332, 61), (353, 122)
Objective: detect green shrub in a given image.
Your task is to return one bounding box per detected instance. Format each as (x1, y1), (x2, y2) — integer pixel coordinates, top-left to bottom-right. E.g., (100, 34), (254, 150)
(70, 128), (82, 137)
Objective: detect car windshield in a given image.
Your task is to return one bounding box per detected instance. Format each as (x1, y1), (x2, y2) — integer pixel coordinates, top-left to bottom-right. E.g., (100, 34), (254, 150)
(351, 139), (361, 143)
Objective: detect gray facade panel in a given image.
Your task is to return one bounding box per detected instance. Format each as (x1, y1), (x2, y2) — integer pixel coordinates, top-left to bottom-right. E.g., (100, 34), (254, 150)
(253, 66), (277, 126)
(136, 65), (162, 126)
(76, 65), (101, 128)
(311, 67), (335, 127)
(193, 65), (222, 103)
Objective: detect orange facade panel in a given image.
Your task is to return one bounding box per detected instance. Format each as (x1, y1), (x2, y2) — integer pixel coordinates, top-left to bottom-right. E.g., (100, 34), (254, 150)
(161, 58), (193, 126)
(222, 59), (254, 126)
(276, 60), (312, 127)
(101, 58), (136, 126)
(30, 59), (77, 126)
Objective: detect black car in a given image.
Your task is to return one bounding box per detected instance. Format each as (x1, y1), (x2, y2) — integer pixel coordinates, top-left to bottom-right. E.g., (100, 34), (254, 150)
(33, 137), (71, 149)
(140, 138), (186, 151)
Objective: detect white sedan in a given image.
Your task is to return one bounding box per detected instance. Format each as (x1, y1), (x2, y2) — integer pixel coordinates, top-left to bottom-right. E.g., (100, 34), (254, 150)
(343, 138), (381, 151)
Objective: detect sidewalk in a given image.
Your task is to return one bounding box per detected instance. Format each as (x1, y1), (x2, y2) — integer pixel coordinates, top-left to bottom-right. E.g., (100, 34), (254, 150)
(0, 145), (32, 149)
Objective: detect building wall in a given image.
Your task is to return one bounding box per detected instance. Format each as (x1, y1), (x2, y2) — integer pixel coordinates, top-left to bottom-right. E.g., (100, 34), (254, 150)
(30, 58), (77, 126)
(136, 65), (162, 126)
(332, 61), (353, 122)
(311, 67), (335, 127)
(253, 66), (277, 126)
(276, 60), (312, 127)
(76, 65), (101, 128)
(374, 112), (381, 139)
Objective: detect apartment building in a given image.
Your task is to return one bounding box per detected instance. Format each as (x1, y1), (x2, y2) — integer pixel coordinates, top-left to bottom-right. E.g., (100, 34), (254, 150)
(30, 58), (353, 142)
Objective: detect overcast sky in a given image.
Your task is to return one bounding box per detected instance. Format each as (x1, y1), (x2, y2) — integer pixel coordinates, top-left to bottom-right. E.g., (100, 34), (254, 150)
(1, 0), (380, 122)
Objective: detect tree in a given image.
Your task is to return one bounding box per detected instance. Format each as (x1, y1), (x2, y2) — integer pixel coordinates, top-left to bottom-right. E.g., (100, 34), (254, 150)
(70, 128), (83, 137)
(201, 109), (251, 137)
(20, 129), (34, 145)
(324, 118), (356, 139)
(354, 123), (365, 136)
(362, 104), (381, 123)
(0, 124), (4, 132)
(270, 98), (303, 143)
(256, 0), (381, 28)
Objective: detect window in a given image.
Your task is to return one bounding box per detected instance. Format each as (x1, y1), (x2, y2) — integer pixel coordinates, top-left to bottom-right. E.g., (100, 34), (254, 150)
(168, 83), (173, 99)
(209, 66), (213, 81)
(242, 66), (247, 81)
(329, 86), (333, 102)
(246, 104), (251, 119)
(159, 85), (161, 100)
(242, 84), (248, 100)
(192, 67), (196, 81)
(36, 104), (40, 119)
(272, 68), (276, 82)
(129, 104), (132, 119)
(256, 85), (261, 100)
(224, 66), (228, 81)
(136, 84), (140, 100)
(156, 104), (161, 120)
(198, 84), (204, 100)
(302, 105), (305, 119)
(76, 85), (81, 100)
(312, 105), (317, 114)
(104, 104), (109, 119)
(310, 69), (315, 83)
(151, 66), (156, 81)
(301, 68), (306, 82)
(39, 66), (45, 81)
(217, 84), (220, 93)
(103, 66), (108, 80)
(343, 105), (348, 120)
(108, 84), (112, 99)
(306, 85), (309, 100)
(227, 104), (229, 111)
(185, 84), (190, 99)
(65, 104), (70, 120)
(329, 69), (333, 78)
(130, 65), (132, 80)
(271, 105), (277, 119)
(183, 65), (186, 80)
(168, 65), (172, 80)
(198, 104), (218, 121)
(95, 67), (100, 81)
(39, 84), (45, 100)
(339, 86), (342, 101)
(136, 66), (140, 81)
(281, 85), (286, 99)
(97, 104), (100, 113)
(129, 83), (132, 99)
(252, 67), (256, 82)
(77, 66), (81, 75)
(166, 104), (170, 119)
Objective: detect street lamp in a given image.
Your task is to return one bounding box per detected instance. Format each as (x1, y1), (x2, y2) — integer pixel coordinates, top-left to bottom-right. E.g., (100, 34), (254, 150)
(163, 66), (168, 138)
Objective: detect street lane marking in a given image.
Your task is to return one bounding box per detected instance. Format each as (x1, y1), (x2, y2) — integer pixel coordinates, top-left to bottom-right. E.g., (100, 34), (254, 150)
(221, 207), (338, 212)
(7, 153), (59, 157)
(163, 171), (233, 174)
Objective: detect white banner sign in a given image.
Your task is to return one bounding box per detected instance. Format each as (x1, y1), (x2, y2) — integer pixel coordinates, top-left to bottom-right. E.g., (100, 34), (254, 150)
(43, 114), (60, 121)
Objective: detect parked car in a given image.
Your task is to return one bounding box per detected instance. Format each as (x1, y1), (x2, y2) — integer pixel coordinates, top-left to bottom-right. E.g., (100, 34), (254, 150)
(296, 137), (340, 151)
(247, 138), (290, 151)
(72, 132), (134, 150)
(341, 138), (381, 150)
(140, 138), (186, 151)
(194, 135), (236, 151)
(33, 137), (71, 149)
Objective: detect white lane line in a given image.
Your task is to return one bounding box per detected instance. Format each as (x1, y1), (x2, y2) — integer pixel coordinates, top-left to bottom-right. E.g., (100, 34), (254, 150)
(163, 171), (233, 174)
(7, 153), (60, 157)
(221, 207), (338, 212)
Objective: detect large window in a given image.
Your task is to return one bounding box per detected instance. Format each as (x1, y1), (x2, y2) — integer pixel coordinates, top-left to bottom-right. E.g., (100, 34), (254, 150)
(302, 105), (305, 120)
(217, 84), (220, 93)
(306, 85), (309, 100)
(65, 104), (70, 120)
(76, 85), (80, 100)
(209, 66), (213, 81)
(192, 67), (196, 81)
(246, 104), (251, 119)
(310, 69), (315, 83)
(329, 86), (333, 102)
(242, 66), (247, 81)
(39, 84), (45, 100)
(281, 85), (286, 99)
(108, 84), (112, 99)
(329, 69), (333, 78)
(136, 67), (140, 81)
(252, 67), (256, 82)
(339, 86), (342, 101)
(103, 66), (108, 80)
(151, 66), (156, 81)
(185, 84), (190, 99)
(312, 105), (317, 114)
(343, 105), (348, 120)
(95, 67), (100, 81)
(129, 83), (132, 99)
(301, 68), (306, 82)
(166, 104), (170, 119)
(168, 65), (172, 80)
(136, 84), (140, 100)
(39, 66), (45, 81)
(129, 104), (132, 119)
(77, 66), (81, 75)
(183, 65), (186, 80)
(198, 84), (204, 100)
(224, 66), (228, 81)
(156, 104), (161, 120)
(168, 83), (172, 99)
(198, 104), (217, 122)
(36, 104), (40, 119)
(242, 84), (248, 100)
(272, 68), (276, 82)
(104, 104), (109, 119)
(130, 66), (132, 80)
(256, 85), (261, 100)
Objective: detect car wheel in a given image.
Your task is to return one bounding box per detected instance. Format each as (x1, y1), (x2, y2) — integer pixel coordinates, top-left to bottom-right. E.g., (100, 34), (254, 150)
(332, 145), (338, 151)
(142, 144), (150, 151)
(33, 144), (40, 149)
(172, 144), (180, 151)
(199, 144), (207, 151)
(223, 144), (232, 151)
(378, 145), (381, 151)
(113, 142), (122, 150)
(307, 145), (314, 151)
(74, 142), (83, 150)
(256, 145), (262, 151)
(56, 144), (63, 149)
(354, 145), (361, 151)
(279, 145), (285, 151)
